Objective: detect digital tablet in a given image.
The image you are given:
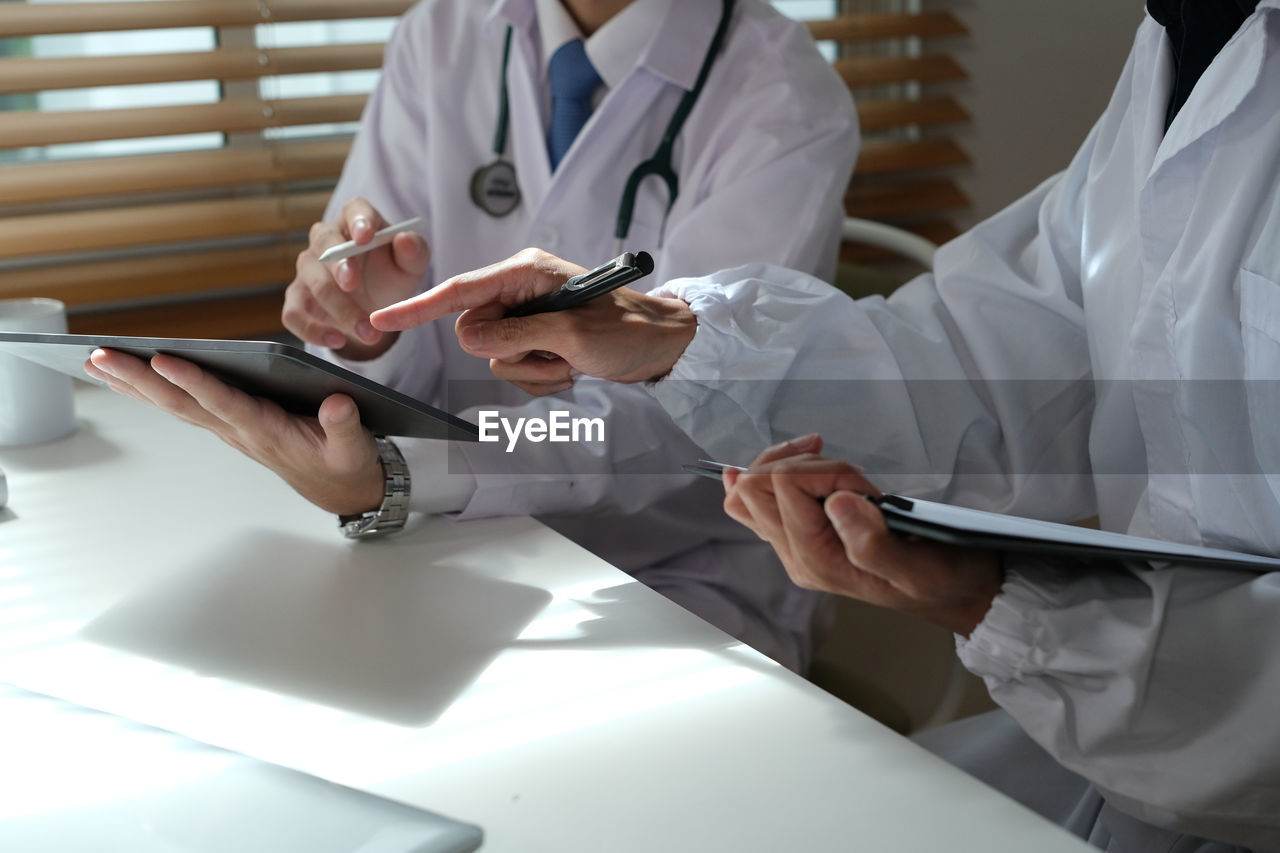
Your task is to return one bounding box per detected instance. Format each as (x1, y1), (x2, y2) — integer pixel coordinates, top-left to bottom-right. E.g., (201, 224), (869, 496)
(0, 332), (480, 442)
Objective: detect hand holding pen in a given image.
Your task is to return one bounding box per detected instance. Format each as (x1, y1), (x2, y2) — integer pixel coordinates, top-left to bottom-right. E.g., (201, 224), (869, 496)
(372, 248), (698, 395)
(504, 251), (653, 317)
(705, 434), (1003, 638)
(316, 216), (425, 265)
(282, 200), (430, 359)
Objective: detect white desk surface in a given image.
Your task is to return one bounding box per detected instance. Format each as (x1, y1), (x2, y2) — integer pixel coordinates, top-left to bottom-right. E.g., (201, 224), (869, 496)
(0, 383), (1094, 852)
(0, 683), (484, 853)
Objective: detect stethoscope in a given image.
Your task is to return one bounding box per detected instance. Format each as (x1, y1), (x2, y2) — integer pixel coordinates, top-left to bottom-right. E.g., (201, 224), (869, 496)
(470, 0), (736, 253)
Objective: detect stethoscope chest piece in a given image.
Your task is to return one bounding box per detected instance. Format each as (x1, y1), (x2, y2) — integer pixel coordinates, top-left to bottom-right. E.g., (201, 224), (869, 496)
(470, 159), (521, 217)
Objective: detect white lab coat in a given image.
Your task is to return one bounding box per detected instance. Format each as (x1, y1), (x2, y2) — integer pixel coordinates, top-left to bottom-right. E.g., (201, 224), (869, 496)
(645, 5), (1280, 849)
(313, 0), (859, 672)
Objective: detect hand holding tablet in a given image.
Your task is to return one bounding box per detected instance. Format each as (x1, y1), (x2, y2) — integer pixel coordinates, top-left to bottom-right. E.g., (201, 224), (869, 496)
(0, 332), (478, 442)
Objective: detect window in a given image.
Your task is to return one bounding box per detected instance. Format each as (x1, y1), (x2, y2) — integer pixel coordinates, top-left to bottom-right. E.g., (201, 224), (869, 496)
(252, 17), (393, 141)
(2, 0), (220, 162)
(0, 1), (416, 337)
(1, 1), (963, 339)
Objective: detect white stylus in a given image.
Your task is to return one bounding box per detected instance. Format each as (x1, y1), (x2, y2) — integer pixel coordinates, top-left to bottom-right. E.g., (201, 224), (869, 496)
(317, 216), (424, 264)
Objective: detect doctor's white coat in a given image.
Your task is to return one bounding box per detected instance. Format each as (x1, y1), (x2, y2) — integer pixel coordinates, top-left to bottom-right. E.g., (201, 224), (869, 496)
(648, 4), (1280, 848)
(314, 0), (860, 671)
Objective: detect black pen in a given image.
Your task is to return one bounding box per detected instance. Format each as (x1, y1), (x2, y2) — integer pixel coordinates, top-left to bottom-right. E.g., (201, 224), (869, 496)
(506, 251), (654, 317)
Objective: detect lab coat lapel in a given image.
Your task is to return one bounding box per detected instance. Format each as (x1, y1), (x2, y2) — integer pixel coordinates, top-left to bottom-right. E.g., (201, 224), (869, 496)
(504, 23), (554, 207)
(635, 0), (719, 93)
(1130, 18), (1171, 189)
(551, 69), (664, 179)
(1146, 6), (1271, 178)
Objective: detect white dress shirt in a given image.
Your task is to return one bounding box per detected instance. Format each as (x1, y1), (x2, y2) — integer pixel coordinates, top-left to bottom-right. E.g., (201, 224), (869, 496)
(312, 0), (859, 672)
(644, 4), (1280, 847)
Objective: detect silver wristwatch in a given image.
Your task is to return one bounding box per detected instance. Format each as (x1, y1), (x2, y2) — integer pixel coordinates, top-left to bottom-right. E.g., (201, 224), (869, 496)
(339, 437), (411, 539)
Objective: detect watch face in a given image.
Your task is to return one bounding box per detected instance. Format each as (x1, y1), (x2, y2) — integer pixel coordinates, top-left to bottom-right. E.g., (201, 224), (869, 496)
(470, 160), (521, 217)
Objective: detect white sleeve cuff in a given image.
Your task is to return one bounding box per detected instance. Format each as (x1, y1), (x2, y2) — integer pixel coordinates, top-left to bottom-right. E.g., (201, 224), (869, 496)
(955, 569), (1056, 684)
(397, 435), (478, 516)
(649, 265), (818, 384)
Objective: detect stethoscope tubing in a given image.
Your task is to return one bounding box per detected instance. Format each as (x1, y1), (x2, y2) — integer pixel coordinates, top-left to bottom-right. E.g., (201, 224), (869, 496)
(477, 0), (736, 248)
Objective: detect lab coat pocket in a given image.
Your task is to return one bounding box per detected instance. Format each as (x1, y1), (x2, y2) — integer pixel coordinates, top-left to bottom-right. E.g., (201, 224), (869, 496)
(1238, 268), (1280, 494)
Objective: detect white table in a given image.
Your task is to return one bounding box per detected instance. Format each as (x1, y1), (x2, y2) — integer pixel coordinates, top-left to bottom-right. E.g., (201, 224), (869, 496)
(0, 383), (1094, 852)
(0, 683), (483, 852)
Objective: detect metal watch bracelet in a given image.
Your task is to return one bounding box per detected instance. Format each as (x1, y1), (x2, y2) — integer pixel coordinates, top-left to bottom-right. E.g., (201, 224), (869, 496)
(339, 437), (411, 539)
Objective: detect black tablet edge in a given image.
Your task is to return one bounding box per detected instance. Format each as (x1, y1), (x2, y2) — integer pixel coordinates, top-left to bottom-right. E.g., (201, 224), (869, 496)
(267, 344), (481, 441)
(879, 510), (1279, 573)
(0, 332), (480, 442)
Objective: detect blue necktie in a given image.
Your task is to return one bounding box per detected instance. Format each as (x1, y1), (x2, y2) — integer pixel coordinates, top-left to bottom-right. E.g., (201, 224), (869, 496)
(546, 38), (601, 171)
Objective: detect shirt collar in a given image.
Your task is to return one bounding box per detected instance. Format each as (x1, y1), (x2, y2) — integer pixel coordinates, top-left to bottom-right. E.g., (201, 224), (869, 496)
(487, 0), (535, 35)
(534, 0), (581, 61)
(489, 0), (707, 93)
(538, 0), (673, 91)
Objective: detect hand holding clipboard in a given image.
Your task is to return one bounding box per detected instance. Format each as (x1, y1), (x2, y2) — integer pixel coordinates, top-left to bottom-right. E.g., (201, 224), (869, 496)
(685, 460), (1280, 573)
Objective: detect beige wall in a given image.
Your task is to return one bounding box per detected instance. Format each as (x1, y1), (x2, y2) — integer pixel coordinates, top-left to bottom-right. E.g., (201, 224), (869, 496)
(947, 0), (1144, 224)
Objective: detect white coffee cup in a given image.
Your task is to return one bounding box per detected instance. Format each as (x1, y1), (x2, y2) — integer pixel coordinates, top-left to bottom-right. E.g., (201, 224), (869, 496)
(0, 298), (77, 447)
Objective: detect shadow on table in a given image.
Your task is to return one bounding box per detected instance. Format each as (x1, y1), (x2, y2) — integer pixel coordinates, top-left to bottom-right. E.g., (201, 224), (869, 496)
(0, 416), (123, 472)
(80, 528), (550, 727)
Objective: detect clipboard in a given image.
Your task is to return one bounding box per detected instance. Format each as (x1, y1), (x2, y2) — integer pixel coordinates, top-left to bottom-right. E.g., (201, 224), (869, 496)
(682, 461), (1280, 573)
(0, 332), (480, 442)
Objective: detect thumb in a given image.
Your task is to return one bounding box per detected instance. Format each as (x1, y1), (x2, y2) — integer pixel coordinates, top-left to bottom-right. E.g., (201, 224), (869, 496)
(391, 232), (431, 278)
(457, 313), (554, 360)
(824, 490), (885, 556)
(317, 394), (374, 468)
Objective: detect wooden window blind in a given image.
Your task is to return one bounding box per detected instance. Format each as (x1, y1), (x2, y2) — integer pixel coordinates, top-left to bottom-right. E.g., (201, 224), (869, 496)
(0, 0), (414, 338)
(805, 4), (971, 263)
(0, 1), (963, 338)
